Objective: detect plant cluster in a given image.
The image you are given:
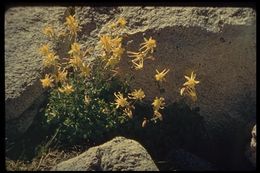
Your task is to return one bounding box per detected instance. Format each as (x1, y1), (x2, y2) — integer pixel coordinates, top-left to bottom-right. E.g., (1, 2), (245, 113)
(39, 15), (200, 145)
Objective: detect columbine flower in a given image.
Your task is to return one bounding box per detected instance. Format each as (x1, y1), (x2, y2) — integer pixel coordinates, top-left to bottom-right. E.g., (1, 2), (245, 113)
(183, 71), (200, 87)
(155, 69), (170, 82)
(100, 35), (112, 53)
(39, 44), (50, 56)
(114, 92), (129, 108)
(154, 110), (163, 121)
(56, 68), (68, 83)
(139, 37), (156, 54)
(43, 53), (59, 67)
(180, 87), (185, 96)
(117, 17), (127, 27)
(186, 87), (197, 102)
(180, 86), (197, 102)
(152, 97), (165, 111)
(68, 42), (81, 56)
(42, 26), (54, 38)
(123, 107), (133, 119)
(132, 58), (144, 70)
(111, 36), (123, 48)
(127, 51), (146, 63)
(58, 83), (74, 94)
(80, 62), (91, 77)
(128, 89), (145, 101)
(127, 51), (147, 70)
(68, 56), (82, 70)
(65, 15), (79, 36)
(40, 74), (54, 88)
(180, 72), (199, 102)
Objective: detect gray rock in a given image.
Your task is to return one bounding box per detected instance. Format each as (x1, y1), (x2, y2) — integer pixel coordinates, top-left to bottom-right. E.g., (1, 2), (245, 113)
(51, 136), (159, 171)
(166, 148), (216, 171)
(251, 125), (256, 150)
(245, 124), (256, 167)
(75, 7), (256, 134)
(5, 7), (69, 138)
(119, 7), (256, 131)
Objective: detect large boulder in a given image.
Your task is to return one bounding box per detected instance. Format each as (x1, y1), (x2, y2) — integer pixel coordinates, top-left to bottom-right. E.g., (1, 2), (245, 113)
(165, 148), (215, 171)
(5, 7), (69, 139)
(75, 6), (256, 132)
(117, 7), (256, 132)
(51, 136), (159, 171)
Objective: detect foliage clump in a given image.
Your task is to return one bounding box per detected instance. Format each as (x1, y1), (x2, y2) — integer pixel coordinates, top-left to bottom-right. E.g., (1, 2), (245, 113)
(39, 14), (200, 146)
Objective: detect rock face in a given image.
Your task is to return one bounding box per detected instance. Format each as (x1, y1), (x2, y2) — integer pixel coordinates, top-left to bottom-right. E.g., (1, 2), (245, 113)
(75, 6), (256, 135)
(166, 149), (215, 171)
(5, 7), (69, 138)
(51, 136), (159, 171)
(117, 7), (256, 130)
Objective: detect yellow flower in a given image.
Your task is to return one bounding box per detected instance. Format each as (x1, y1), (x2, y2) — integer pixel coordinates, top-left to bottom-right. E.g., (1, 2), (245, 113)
(155, 69), (170, 82)
(180, 72), (199, 102)
(42, 26), (54, 38)
(123, 107), (133, 119)
(183, 71), (200, 87)
(40, 74), (54, 88)
(152, 97), (165, 111)
(100, 35), (123, 55)
(100, 35), (113, 52)
(68, 42), (81, 56)
(139, 37), (156, 53)
(58, 83), (75, 94)
(43, 53), (59, 67)
(39, 44), (50, 56)
(127, 51), (146, 62)
(68, 56), (82, 70)
(80, 62), (91, 77)
(114, 92), (129, 108)
(187, 87), (197, 102)
(65, 15), (79, 36)
(132, 58), (144, 70)
(154, 110), (163, 121)
(117, 17), (127, 27)
(180, 87), (185, 96)
(56, 68), (68, 83)
(180, 86), (197, 102)
(128, 89), (145, 101)
(111, 36), (123, 48)
(112, 45), (125, 58)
